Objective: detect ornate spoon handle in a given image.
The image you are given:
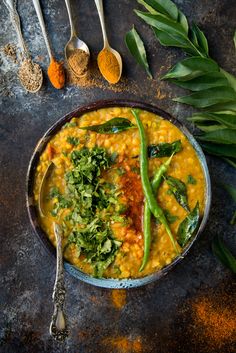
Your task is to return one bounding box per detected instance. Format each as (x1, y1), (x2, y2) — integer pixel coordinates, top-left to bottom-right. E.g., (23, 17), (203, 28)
(49, 223), (69, 341)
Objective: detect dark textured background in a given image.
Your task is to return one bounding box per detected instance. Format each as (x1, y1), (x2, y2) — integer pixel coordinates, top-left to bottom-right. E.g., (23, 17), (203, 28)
(0, 1), (236, 352)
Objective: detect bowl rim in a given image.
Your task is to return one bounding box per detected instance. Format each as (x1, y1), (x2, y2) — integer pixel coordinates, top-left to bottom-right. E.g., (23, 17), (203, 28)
(26, 99), (211, 289)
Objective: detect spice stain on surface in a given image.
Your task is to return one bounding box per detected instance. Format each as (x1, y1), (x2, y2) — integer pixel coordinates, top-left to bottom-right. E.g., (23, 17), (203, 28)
(192, 295), (236, 347)
(111, 289), (127, 309)
(102, 336), (142, 353)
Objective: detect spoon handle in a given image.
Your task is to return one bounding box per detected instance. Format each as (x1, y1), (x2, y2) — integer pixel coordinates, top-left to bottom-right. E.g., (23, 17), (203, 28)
(49, 223), (68, 342)
(3, 0), (29, 58)
(64, 0), (76, 38)
(94, 0), (109, 47)
(32, 0), (53, 60)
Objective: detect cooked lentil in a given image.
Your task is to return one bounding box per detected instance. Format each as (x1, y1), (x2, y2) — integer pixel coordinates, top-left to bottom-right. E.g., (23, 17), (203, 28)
(33, 107), (206, 279)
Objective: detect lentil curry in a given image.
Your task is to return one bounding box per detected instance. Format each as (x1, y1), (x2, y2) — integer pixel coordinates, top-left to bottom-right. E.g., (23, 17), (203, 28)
(33, 107), (205, 279)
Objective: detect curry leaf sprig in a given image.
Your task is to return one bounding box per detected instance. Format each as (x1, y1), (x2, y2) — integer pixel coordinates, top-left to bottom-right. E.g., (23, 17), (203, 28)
(133, 0), (236, 169)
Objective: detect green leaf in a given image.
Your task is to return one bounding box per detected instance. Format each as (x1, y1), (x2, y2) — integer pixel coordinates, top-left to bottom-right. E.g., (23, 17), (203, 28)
(190, 23), (209, 56)
(188, 112), (236, 129)
(135, 10), (185, 36)
(138, 0), (179, 20)
(187, 175), (197, 185)
(148, 140), (182, 158)
(230, 211), (236, 225)
(137, 0), (159, 14)
(222, 184), (236, 203)
(222, 157), (236, 169)
(200, 142), (236, 158)
(212, 235), (236, 273)
(174, 87), (236, 108)
(162, 57), (219, 81)
(171, 72), (228, 91)
(198, 129), (236, 144)
(166, 175), (190, 211)
(79, 118), (136, 134)
(234, 30), (236, 50)
(125, 26), (152, 78)
(67, 136), (80, 146)
(177, 202), (200, 247)
(153, 28), (196, 54)
(164, 209), (179, 223)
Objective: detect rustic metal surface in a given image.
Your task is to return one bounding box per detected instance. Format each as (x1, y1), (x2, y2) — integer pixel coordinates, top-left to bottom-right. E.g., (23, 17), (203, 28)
(0, 1), (235, 353)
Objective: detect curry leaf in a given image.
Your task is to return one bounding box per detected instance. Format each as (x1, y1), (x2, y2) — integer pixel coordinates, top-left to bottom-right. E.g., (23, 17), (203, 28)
(174, 87), (236, 108)
(222, 183), (236, 203)
(138, 0), (179, 21)
(222, 157), (236, 169)
(162, 57), (219, 81)
(200, 142), (236, 159)
(188, 112), (236, 129)
(198, 129), (236, 144)
(177, 202), (200, 247)
(137, 0), (159, 15)
(148, 140), (182, 158)
(171, 72), (228, 91)
(212, 235), (236, 273)
(80, 118), (136, 134)
(164, 209), (179, 223)
(190, 23), (209, 56)
(166, 175), (189, 211)
(125, 26), (152, 78)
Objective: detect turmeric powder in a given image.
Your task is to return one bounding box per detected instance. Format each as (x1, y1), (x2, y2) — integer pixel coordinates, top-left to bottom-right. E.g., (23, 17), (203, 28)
(97, 48), (121, 84)
(47, 57), (65, 89)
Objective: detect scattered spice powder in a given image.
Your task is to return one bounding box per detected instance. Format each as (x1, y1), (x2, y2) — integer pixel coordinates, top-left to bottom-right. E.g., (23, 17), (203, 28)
(47, 57), (65, 89)
(102, 336), (142, 353)
(97, 48), (121, 84)
(18, 59), (42, 92)
(111, 289), (127, 309)
(192, 294), (236, 347)
(2, 43), (18, 63)
(68, 49), (89, 77)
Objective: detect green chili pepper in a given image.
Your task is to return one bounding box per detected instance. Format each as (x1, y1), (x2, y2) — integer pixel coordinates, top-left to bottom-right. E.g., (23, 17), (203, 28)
(139, 154), (174, 272)
(131, 109), (179, 258)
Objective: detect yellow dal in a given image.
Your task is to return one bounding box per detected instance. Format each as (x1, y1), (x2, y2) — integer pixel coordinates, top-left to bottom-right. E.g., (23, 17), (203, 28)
(33, 107), (205, 279)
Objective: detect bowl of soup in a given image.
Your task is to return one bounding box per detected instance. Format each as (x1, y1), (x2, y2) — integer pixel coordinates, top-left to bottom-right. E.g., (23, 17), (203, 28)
(26, 100), (211, 288)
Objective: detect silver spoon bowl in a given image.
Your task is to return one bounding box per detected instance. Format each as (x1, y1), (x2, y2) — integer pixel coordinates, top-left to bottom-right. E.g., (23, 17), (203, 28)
(64, 0), (90, 77)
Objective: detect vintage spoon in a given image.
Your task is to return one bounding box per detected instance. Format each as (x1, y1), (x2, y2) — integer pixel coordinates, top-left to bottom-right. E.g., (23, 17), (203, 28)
(49, 223), (68, 342)
(3, 0), (43, 93)
(38, 161), (55, 217)
(64, 0), (90, 77)
(94, 0), (122, 84)
(32, 0), (54, 63)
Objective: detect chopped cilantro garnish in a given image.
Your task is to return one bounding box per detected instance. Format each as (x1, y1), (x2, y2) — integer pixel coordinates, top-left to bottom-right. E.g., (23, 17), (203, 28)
(187, 174), (197, 185)
(67, 136), (80, 146)
(49, 147), (122, 277)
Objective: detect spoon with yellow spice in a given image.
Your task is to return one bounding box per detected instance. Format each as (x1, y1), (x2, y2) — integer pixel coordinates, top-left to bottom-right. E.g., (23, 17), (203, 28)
(94, 0), (122, 84)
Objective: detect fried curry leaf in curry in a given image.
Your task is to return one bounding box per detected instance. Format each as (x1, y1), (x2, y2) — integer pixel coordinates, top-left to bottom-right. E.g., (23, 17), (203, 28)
(148, 140), (182, 158)
(79, 117), (136, 134)
(177, 202), (200, 247)
(166, 175), (190, 211)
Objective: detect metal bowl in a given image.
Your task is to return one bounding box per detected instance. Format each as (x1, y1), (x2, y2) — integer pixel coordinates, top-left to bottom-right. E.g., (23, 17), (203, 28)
(26, 100), (211, 289)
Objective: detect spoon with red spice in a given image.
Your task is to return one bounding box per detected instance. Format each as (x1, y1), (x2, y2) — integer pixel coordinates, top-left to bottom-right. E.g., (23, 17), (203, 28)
(32, 0), (65, 89)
